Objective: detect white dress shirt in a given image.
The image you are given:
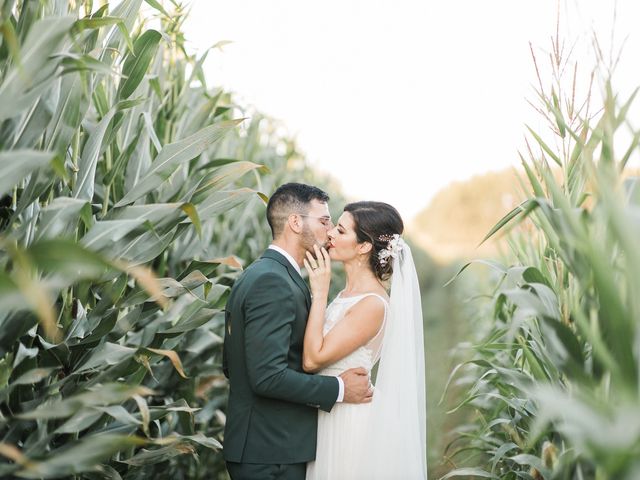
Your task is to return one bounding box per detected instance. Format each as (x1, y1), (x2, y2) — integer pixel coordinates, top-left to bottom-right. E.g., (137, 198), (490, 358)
(267, 245), (345, 403)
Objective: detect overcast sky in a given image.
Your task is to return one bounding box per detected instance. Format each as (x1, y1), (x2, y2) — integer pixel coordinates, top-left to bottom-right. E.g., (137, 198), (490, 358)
(182, 1), (640, 221)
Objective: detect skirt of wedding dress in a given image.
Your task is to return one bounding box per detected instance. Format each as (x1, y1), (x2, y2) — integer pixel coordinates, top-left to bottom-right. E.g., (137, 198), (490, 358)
(306, 402), (373, 480)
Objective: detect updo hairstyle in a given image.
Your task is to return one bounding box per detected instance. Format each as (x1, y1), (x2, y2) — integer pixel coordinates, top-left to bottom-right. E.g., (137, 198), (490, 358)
(343, 201), (404, 281)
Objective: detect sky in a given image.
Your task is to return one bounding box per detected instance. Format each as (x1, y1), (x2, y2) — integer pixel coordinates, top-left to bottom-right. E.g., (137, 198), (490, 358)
(182, 1), (640, 221)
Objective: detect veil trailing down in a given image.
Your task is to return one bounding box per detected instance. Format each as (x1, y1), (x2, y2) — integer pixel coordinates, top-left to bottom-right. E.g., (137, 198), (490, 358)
(359, 238), (428, 478)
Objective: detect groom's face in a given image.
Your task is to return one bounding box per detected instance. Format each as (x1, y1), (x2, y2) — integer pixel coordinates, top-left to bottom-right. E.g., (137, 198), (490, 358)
(300, 199), (332, 251)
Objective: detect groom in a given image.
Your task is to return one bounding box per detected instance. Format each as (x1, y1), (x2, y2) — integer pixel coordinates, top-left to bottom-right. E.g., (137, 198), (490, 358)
(223, 183), (372, 479)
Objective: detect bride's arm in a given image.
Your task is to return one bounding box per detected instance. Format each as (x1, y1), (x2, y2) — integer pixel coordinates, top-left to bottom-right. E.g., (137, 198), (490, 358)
(302, 246), (385, 373)
(302, 245), (331, 373)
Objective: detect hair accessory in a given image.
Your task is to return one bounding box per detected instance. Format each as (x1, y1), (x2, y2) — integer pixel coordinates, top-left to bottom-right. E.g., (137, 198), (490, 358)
(378, 234), (402, 266)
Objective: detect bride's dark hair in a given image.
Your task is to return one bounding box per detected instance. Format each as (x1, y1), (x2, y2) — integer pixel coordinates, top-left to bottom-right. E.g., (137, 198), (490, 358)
(343, 201), (404, 281)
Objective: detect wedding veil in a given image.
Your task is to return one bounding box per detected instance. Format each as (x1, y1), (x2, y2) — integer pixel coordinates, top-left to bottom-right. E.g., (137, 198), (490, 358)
(360, 239), (427, 479)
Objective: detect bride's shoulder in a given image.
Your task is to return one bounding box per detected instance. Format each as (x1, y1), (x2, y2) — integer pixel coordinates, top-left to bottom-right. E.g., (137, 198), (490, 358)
(366, 288), (390, 305)
(346, 291), (388, 317)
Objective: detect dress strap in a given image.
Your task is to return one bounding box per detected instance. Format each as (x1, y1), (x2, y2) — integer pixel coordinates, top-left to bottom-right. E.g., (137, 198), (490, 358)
(357, 294), (388, 365)
(336, 290), (389, 307)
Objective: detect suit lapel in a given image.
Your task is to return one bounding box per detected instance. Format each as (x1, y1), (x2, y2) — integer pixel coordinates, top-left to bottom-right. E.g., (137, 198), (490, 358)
(261, 249), (311, 309)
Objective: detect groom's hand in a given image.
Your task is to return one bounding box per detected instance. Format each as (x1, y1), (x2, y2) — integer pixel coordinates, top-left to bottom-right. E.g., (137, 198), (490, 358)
(339, 367), (373, 403)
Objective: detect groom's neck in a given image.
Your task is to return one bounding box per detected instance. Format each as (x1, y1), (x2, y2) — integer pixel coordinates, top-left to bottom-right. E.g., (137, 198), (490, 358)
(271, 238), (304, 267)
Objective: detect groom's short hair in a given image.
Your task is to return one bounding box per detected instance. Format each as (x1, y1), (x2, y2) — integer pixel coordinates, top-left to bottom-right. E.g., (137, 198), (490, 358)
(266, 183), (330, 239)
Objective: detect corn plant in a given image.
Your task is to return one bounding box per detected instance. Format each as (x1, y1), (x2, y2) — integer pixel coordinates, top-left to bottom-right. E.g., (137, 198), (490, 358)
(441, 28), (640, 480)
(0, 1), (288, 477)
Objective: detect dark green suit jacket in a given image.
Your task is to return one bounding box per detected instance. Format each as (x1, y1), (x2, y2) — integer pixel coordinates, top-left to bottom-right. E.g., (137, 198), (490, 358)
(222, 248), (339, 464)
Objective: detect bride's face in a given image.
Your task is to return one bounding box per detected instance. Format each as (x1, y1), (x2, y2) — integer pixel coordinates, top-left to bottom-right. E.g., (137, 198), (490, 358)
(327, 212), (361, 262)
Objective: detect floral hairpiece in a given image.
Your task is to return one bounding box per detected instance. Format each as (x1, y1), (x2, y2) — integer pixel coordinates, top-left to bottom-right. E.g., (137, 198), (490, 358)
(378, 233), (402, 267)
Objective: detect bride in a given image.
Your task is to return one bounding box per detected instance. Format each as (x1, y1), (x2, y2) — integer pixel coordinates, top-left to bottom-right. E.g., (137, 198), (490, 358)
(303, 201), (427, 480)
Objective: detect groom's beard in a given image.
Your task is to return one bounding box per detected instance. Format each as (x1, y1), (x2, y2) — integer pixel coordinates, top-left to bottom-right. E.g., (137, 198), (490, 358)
(300, 224), (329, 253)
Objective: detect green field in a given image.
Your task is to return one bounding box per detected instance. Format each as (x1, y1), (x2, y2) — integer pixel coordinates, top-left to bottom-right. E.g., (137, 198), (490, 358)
(1, 2), (639, 479)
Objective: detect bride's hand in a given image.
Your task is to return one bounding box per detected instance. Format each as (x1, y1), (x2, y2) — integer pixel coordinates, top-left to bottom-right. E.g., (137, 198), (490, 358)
(303, 245), (331, 299)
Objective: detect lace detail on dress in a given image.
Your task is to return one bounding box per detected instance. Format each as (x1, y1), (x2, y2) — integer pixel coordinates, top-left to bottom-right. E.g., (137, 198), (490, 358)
(317, 291), (388, 376)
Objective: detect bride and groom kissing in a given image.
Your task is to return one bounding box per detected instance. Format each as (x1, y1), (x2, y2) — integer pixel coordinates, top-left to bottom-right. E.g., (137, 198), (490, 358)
(223, 183), (427, 479)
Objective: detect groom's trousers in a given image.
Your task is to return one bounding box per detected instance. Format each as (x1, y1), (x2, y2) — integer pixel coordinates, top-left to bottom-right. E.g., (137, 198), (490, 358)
(226, 461), (306, 480)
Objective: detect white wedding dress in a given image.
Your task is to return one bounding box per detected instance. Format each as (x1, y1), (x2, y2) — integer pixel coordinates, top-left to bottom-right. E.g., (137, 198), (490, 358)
(306, 291), (388, 480)
(307, 239), (427, 479)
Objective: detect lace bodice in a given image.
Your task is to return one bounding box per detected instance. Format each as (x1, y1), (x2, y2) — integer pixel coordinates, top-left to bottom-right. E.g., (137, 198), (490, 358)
(317, 292), (388, 376)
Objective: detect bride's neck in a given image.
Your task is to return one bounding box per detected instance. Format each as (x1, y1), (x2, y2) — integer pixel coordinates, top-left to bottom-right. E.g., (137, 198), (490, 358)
(342, 260), (380, 294)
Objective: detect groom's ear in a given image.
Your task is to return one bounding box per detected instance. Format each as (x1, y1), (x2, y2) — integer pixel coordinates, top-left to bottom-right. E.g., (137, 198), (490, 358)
(288, 213), (304, 234)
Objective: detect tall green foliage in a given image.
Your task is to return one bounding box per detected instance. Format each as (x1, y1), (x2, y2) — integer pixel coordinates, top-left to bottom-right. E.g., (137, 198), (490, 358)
(0, 1), (293, 478)
(442, 30), (640, 480)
